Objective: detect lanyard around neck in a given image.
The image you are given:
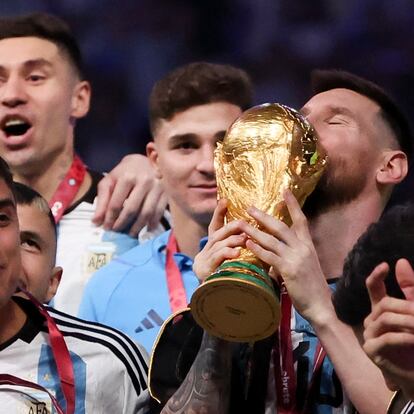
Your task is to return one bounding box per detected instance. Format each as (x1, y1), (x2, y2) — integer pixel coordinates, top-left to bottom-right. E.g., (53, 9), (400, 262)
(274, 284), (326, 414)
(165, 232), (188, 313)
(48, 155), (87, 224)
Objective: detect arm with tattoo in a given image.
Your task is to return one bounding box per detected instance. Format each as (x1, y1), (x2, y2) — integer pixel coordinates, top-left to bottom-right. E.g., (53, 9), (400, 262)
(161, 332), (233, 414)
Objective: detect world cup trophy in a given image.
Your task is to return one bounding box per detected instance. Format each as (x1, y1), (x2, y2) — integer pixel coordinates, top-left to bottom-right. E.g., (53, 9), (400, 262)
(190, 103), (327, 342)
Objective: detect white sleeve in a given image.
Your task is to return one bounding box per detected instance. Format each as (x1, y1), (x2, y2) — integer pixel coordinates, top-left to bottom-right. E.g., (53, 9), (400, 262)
(122, 342), (150, 414)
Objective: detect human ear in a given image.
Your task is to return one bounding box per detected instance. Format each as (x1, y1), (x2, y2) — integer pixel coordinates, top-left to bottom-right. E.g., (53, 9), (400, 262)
(71, 80), (91, 120)
(45, 266), (63, 303)
(376, 150), (408, 185)
(146, 141), (162, 179)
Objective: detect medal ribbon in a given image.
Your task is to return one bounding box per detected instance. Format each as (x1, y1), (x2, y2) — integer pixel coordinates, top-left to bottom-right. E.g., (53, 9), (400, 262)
(48, 155), (87, 224)
(0, 290), (76, 414)
(274, 283), (297, 413)
(274, 283), (327, 414)
(165, 231), (188, 313)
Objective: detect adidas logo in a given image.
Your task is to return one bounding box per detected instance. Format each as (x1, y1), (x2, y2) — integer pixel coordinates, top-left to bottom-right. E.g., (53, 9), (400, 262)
(135, 309), (164, 333)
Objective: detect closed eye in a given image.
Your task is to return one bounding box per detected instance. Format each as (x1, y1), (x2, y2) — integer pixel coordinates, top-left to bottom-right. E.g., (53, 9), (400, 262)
(326, 117), (349, 125)
(325, 111), (352, 125)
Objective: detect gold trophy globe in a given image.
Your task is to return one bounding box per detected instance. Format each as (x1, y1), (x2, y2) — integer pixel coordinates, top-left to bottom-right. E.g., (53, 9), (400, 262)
(190, 103), (327, 342)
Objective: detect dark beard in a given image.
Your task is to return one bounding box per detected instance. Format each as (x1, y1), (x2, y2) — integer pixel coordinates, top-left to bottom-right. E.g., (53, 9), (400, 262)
(303, 158), (367, 219)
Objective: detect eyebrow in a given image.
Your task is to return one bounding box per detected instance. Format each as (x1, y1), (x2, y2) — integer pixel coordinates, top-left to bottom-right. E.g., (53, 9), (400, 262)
(0, 198), (16, 210)
(0, 58), (53, 73)
(328, 106), (355, 118)
(169, 133), (197, 144)
(169, 130), (227, 144)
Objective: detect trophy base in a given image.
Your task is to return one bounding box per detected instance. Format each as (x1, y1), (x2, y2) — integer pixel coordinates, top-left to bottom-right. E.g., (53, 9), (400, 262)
(190, 261), (280, 342)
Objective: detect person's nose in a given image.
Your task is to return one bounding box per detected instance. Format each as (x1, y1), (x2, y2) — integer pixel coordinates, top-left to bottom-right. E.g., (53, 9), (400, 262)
(196, 144), (216, 177)
(1, 75), (27, 108)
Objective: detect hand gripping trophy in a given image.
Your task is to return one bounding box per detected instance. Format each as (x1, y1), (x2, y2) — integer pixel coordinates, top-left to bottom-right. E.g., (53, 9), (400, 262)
(190, 103), (327, 342)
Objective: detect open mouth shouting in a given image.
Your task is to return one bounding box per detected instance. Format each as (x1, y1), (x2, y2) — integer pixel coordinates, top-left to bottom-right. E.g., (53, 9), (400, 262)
(0, 115), (33, 145)
(2, 116), (31, 136)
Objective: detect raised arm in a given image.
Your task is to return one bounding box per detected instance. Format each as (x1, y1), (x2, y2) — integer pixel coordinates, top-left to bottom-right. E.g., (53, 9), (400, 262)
(240, 190), (391, 413)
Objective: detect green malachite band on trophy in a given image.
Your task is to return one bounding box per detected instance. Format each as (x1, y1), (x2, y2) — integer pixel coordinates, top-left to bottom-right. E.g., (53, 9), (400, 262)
(206, 271), (275, 296)
(215, 261), (269, 279)
(210, 260), (275, 289)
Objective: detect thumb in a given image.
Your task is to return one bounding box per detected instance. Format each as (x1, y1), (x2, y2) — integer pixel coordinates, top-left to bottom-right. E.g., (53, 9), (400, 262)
(395, 258), (414, 301)
(208, 199), (227, 235)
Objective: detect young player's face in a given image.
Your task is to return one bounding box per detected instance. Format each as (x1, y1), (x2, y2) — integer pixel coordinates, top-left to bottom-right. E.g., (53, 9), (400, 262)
(0, 179), (21, 310)
(17, 203), (61, 303)
(0, 36), (90, 175)
(148, 102), (242, 226)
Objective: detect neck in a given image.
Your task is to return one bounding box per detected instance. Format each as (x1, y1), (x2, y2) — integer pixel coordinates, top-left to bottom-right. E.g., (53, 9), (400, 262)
(169, 203), (209, 259)
(13, 150), (92, 207)
(0, 299), (26, 345)
(309, 192), (385, 279)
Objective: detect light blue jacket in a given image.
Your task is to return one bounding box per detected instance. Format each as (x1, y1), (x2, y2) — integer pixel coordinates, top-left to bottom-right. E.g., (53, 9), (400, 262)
(78, 230), (202, 353)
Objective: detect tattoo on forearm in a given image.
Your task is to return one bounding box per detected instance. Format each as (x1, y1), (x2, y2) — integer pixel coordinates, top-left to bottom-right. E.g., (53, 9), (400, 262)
(161, 332), (232, 414)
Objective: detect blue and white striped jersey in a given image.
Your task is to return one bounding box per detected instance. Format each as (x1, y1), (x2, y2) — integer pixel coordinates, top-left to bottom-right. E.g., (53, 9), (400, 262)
(0, 297), (149, 413)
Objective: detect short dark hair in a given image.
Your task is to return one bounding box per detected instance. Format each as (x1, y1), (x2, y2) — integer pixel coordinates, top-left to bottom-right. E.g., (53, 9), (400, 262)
(0, 12), (84, 78)
(149, 62), (253, 134)
(13, 181), (57, 239)
(311, 69), (413, 162)
(333, 203), (414, 326)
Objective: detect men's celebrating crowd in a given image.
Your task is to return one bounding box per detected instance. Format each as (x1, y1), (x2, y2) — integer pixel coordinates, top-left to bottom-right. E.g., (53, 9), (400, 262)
(0, 11), (413, 414)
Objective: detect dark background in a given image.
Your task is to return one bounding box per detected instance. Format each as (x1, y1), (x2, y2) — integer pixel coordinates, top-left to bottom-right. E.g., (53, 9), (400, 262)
(1, 0), (414, 197)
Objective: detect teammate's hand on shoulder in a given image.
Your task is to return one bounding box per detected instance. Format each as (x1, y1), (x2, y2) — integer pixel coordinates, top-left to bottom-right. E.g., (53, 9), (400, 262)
(93, 154), (167, 237)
